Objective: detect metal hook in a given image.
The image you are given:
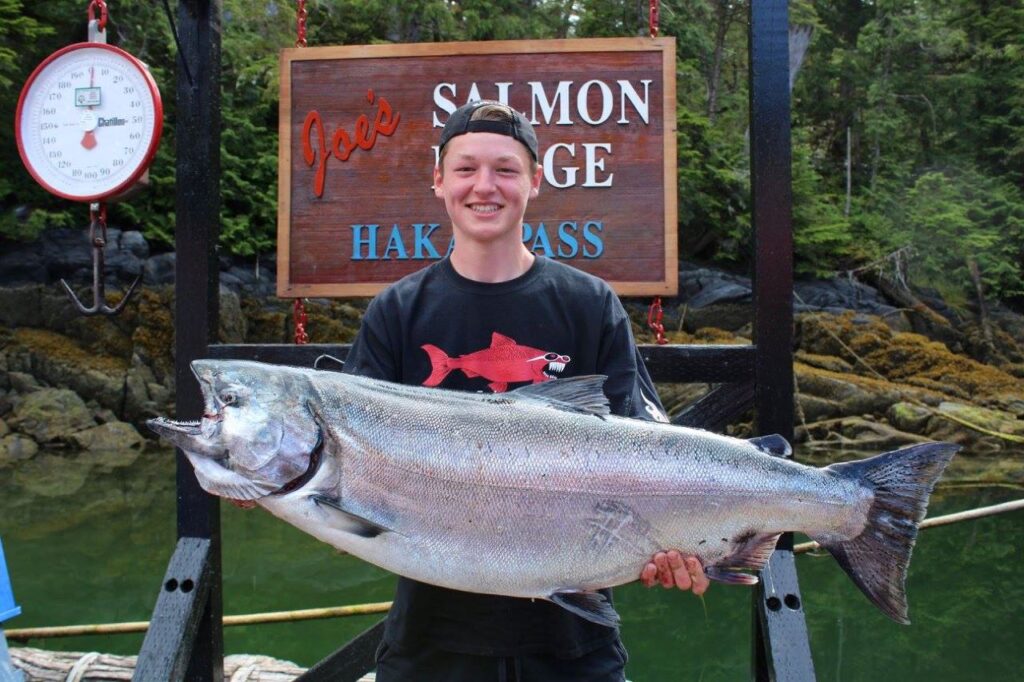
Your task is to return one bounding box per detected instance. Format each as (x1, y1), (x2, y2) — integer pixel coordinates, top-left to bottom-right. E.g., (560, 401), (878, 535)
(59, 204), (141, 316)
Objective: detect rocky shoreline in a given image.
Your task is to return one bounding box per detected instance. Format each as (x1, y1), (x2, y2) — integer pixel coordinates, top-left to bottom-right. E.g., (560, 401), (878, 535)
(0, 229), (1022, 484)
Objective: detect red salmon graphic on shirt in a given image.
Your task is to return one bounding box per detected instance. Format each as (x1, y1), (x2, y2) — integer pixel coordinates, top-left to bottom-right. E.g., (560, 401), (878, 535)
(421, 332), (571, 393)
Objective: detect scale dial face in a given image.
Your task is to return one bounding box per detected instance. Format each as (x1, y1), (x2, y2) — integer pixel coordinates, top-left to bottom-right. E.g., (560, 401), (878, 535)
(15, 42), (163, 202)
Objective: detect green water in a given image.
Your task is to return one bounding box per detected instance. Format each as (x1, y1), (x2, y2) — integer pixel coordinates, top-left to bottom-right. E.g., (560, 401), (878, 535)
(1, 448), (1021, 680)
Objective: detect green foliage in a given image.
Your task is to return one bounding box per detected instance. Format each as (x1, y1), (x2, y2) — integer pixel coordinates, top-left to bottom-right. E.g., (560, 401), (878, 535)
(2, 0), (1022, 305)
(790, 135), (854, 277)
(893, 169), (1024, 300)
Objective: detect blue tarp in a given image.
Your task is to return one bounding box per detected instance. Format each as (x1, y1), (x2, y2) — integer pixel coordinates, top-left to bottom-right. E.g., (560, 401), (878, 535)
(0, 539), (19, 623)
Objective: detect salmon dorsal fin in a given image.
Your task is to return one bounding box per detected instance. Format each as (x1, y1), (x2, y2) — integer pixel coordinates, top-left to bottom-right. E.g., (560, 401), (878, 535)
(490, 332), (517, 346)
(747, 434), (792, 457)
(511, 375), (611, 417)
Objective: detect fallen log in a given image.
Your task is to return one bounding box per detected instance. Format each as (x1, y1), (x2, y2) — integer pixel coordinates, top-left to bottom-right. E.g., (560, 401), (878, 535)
(7, 647), (366, 682)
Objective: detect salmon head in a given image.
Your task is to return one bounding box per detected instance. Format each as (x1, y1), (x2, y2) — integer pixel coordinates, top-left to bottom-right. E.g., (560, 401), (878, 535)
(147, 360), (323, 501)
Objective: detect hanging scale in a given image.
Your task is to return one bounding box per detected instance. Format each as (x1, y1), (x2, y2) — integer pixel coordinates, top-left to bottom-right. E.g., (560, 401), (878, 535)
(14, 0), (163, 314)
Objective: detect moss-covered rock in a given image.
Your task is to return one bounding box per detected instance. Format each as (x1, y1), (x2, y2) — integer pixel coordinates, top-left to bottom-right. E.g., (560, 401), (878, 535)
(797, 416), (931, 452)
(0, 433), (39, 466)
(795, 364), (906, 416)
(887, 401), (933, 434)
(7, 388), (95, 443)
(130, 287), (175, 383)
(6, 328), (126, 417)
(71, 421), (146, 452)
(936, 402), (1024, 439)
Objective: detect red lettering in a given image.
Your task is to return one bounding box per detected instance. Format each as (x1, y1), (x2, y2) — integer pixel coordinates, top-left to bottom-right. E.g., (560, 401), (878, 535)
(301, 111), (328, 198)
(300, 90), (402, 198)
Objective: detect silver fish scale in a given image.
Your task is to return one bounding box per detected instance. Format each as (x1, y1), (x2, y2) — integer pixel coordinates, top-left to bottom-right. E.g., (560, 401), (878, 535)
(303, 372), (871, 597)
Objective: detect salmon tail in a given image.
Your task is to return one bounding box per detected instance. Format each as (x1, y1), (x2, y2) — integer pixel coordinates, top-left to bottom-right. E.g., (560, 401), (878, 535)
(421, 344), (453, 387)
(810, 442), (958, 624)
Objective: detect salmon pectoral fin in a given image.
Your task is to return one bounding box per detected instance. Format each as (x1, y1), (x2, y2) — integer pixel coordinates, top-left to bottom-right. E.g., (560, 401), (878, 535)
(705, 532), (782, 586)
(184, 451), (274, 501)
(704, 567), (760, 586)
(813, 441), (959, 625)
(311, 494), (395, 539)
(548, 591), (621, 629)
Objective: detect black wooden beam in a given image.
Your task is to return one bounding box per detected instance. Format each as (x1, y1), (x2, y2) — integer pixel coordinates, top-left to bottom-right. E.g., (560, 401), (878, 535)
(147, 0), (224, 679)
(208, 343), (757, 384)
(133, 538), (212, 682)
(749, 1), (815, 679)
(672, 381), (755, 431)
(294, 619), (386, 682)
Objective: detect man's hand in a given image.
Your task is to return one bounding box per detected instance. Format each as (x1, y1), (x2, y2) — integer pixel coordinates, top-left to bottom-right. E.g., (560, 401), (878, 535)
(228, 498), (258, 509)
(640, 550), (710, 595)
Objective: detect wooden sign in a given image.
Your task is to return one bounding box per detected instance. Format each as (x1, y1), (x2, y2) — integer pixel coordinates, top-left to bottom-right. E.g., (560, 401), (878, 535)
(278, 38), (677, 297)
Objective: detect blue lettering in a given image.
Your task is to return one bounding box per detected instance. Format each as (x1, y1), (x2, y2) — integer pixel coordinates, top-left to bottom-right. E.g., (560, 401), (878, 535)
(383, 224), (409, 260)
(445, 236), (456, 257)
(582, 221), (604, 258)
(413, 223), (442, 259)
(556, 222), (579, 258)
(521, 222), (533, 243)
(529, 222), (555, 258)
(350, 224), (379, 260)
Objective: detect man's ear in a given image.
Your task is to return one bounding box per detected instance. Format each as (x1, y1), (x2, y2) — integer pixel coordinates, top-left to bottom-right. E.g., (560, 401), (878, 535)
(530, 164), (542, 198)
(433, 165), (444, 198)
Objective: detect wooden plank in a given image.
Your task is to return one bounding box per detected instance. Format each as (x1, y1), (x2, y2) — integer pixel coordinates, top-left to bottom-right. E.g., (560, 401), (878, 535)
(208, 343), (756, 385)
(133, 538), (212, 682)
(294, 619), (385, 682)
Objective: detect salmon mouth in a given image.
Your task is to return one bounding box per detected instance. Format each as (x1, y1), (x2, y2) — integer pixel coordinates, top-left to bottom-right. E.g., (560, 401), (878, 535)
(148, 416), (201, 437)
(146, 416), (228, 460)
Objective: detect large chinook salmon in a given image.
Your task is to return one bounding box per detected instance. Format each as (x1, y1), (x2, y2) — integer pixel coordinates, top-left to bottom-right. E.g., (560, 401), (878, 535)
(148, 360), (957, 626)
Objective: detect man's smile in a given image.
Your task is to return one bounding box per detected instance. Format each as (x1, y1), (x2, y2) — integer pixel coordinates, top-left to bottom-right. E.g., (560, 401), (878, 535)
(469, 203), (502, 214)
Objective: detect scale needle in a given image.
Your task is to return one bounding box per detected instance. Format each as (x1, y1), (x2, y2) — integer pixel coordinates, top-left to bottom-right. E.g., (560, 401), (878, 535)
(81, 65), (97, 150)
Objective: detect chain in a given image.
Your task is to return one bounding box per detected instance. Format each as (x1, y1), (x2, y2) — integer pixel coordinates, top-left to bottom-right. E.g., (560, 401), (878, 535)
(88, 0), (108, 31)
(647, 297), (667, 345)
(295, 0), (308, 47)
(293, 298), (309, 344)
(90, 202), (108, 246)
(644, 0), (663, 343)
(291, 0), (309, 343)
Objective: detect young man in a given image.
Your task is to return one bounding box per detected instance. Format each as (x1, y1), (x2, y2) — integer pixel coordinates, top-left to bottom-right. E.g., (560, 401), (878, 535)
(343, 100), (708, 681)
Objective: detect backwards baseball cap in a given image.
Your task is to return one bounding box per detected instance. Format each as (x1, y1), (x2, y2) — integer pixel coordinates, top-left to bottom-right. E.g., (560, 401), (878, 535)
(438, 100), (539, 162)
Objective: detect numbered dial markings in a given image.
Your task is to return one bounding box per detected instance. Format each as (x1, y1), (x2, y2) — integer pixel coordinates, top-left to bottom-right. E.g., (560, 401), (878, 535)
(16, 44), (162, 201)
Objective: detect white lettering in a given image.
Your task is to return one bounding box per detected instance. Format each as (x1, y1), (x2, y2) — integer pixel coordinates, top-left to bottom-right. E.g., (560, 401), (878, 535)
(617, 79), (651, 124)
(494, 82), (512, 105)
(465, 82), (484, 104)
(432, 83), (457, 127)
(577, 80), (614, 125)
(582, 143), (613, 187)
(529, 81), (572, 125)
(543, 143), (578, 188)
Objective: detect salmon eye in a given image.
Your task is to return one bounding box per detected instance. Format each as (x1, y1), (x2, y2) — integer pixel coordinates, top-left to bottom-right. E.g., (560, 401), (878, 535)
(220, 392), (237, 406)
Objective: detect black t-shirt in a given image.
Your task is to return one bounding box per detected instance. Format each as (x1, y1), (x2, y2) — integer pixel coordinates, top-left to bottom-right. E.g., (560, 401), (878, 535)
(344, 256), (666, 658)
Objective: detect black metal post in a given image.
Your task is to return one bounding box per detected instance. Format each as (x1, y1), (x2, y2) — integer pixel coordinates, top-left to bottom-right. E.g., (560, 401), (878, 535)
(749, 0), (815, 679)
(174, 0), (222, 678)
